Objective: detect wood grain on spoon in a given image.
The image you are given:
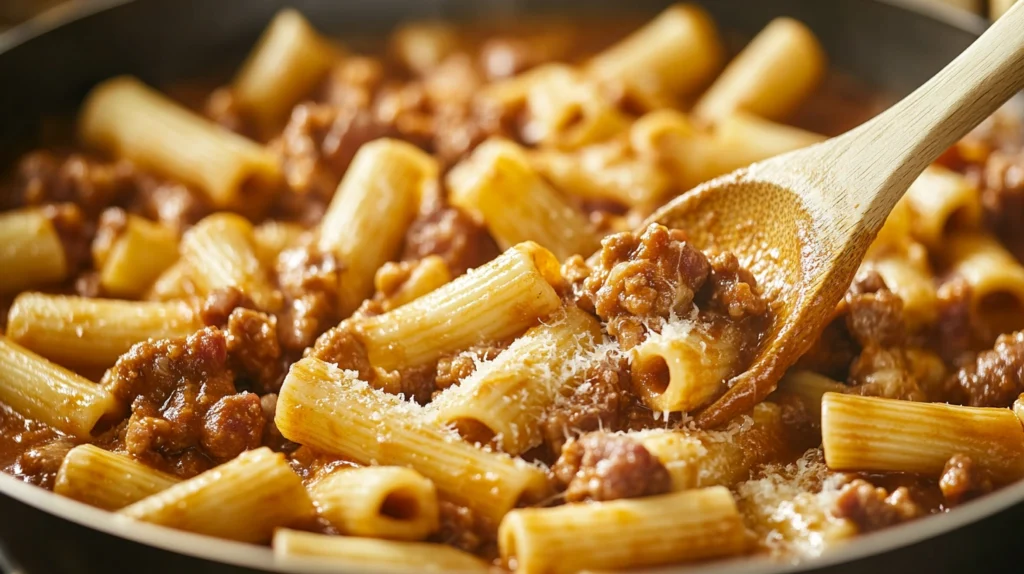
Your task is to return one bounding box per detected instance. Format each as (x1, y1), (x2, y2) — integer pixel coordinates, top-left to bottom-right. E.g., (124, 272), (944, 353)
(649, 2), (1024, 429)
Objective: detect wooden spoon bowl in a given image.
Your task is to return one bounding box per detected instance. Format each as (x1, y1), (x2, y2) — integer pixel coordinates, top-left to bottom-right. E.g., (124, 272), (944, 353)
(650, 2), (1024, 428)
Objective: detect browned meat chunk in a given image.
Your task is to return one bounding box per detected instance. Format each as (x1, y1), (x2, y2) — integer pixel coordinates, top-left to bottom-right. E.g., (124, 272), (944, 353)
(541, 358), (628, 454)
(309, 323), (373, 382)
(575, 223), (712, 350)
(980, 150), (1024, 241)
(935, 277), (975, 363)
(16, 151), (136, 215)
(272, 102), (390, 201)
(939, 454), (992, 506)
(553, 431), (671, 503)
(705, 252), (769, 319)
(402, 202), (499, 277)
(201, 393), (265, 460)
(847, 346), (928, 401)
(276, 245), (343, 352)
(951, 331), (1024, 407)
(833, 478), (922, 533)
(204, 87), (253, 137)
(131, 176), (210, 233)
(844, 272), (905, 348)
(432, 500), (493, 555)
(226, 308), (284, 394)
(199, 287), (257, 327)
(102, 327), (264, 477)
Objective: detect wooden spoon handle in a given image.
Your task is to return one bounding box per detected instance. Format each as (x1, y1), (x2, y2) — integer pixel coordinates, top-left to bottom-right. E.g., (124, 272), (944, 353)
(832, 1), (1024, 210)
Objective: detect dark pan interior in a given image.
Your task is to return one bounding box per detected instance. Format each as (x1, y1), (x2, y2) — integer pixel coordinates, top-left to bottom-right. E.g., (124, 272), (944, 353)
(0, 0), (984, 156)
(0, 0), (1013, 573)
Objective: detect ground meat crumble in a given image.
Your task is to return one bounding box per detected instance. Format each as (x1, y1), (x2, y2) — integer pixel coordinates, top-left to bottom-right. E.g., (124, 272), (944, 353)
(100, 327), (265, 478)
(832, 478), (923, 533)
(552, 431), (671, 502)
(949, 331), (1024, 407)
(939, 454), (993, 506)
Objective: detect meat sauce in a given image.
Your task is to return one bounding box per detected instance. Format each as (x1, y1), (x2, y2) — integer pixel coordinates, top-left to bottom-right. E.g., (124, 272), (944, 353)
(0, 9), (1023, 570)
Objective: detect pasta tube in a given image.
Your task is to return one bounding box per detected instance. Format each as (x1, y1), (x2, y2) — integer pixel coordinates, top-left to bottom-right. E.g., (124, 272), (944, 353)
(587, 4), (724, 101)
(276, 357), (550, 524)
(94, 214), (179, 298)
(904, 165), (982, 246)
(427, 306), (601, 454)
(180, 212), (280, 311)
(870, 249), (938, 331)
(776, 370), (846, 421)
(144, 260), (196, 301)
(944, 231), (1024, 333)
(233, 9), (340, 134)
(0, 336), (118, 438)
(693, 17), (826, 122)
(273, 529), (491, 572)
(79, 76), (280, 209)
(54, 445), (180, 510)
(119, 447), (314, 543)
(499, 486), (747, 574)
(0, 208), (68, 294)
(353, 242), (562, 371)
(7, 294), (200, 369)
(252, 220), (307, 268)
(448, 139), (599, 261)
(310, 466), (439, 541)
(518, 65), (630, 149)
(633, 402), (789, 490)
(530, 141), (673, 208)
(631, 319), (743, 412)
(317, 139), (437, 317)
(822, 392), (1024, 483)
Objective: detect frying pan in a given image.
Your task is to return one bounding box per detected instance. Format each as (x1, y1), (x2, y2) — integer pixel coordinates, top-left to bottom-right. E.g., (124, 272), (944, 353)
(0, 0), (1020, 572)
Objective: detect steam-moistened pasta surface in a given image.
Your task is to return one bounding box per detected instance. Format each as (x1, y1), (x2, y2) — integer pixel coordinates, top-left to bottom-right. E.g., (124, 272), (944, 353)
(2, 5), (1024, 572)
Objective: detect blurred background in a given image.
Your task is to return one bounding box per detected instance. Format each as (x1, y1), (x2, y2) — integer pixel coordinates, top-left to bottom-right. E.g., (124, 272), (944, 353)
(0, 0), (1019, 30)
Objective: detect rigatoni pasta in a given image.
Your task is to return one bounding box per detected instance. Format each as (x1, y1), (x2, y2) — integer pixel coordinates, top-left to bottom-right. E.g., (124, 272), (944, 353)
(5, 6), (1024, 572)
(275, 357), (550, 524)
(587, 4), (724, 102)
(448, 139), (599, 261)
(79, 76), (281, 209)
(498, 486), (747, 574)
(232, 9), (340, 135)
(54, 445), (180, 510)
(0, 208), (68, 294)
(427, 306), (601, 454)
(352, 242), (563, 371)
(0, 336), (118, 438)
(180, 212), (280, 310)
(119, 447), (314, 543)
(634, 402), (789, 490)
(822, 393), (1024, 483)
(693, 17), (826, 122)
(630, 319), (744, 413)
(310, 466), (439, 541)
(93, 213), (179, 299)
(317, 139), (437, 317)
(6, 294), (200, 369)
(273, 529), (492, 572)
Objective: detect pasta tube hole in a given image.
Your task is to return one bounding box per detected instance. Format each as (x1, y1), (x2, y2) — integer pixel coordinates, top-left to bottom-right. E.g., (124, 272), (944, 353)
(634, 355), (671, 396)
(942, 206), (974, 237)
(379, 489), (422, 521)
(451, 418), (498, 447)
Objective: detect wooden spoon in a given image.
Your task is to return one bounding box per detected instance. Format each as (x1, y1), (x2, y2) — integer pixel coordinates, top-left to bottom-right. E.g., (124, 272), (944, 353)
(650, 2), (1024, 429)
